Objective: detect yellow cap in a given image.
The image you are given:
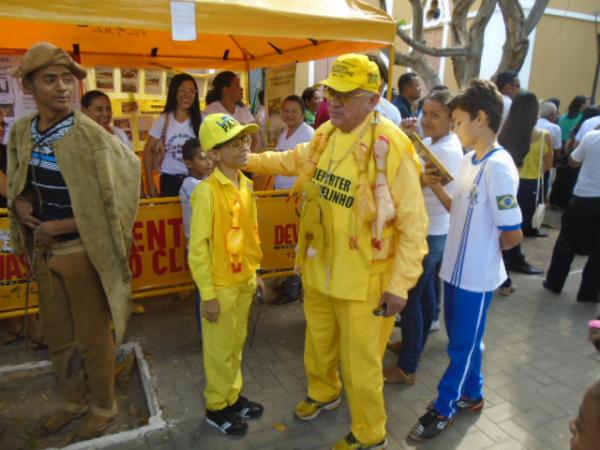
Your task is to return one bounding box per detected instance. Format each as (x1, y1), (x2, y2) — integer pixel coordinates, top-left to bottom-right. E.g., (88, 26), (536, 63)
(200, 113), (259, 150)
(318, 53), (380, 94)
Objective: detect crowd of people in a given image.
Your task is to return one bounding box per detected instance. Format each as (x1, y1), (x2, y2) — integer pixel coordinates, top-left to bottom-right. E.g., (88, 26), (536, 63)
(2, 41), (599, 450)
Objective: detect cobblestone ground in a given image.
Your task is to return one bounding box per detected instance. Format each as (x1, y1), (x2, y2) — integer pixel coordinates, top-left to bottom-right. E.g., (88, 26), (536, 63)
(1, 209), (599, 449)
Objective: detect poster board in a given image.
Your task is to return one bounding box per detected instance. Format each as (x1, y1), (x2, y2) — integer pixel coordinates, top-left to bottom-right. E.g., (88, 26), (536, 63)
(264, 64), (296, 148)
(0, 192), (299, 316)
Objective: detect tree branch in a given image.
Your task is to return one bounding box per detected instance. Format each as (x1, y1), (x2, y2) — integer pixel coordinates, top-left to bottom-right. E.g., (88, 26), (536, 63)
(408, 0), (424, 41)
(396, 27), (469, 57)
(524, 0), (550, 34)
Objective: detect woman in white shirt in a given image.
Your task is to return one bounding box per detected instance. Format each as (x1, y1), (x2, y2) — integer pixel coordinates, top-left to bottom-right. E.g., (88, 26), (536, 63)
(203, 71), (258, 153)
(143, 74), (202, 197)
(274, 95), (315, 190)
(81, 90), (132, 149)
(384, 89), (463, 384)
(272, 95), (314, 306)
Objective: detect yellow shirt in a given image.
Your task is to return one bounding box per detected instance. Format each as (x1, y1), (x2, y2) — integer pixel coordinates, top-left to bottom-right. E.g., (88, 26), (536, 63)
(188, 168), (262, 300)
(519, 130), (551, 180)
(246, 114), (428, 300)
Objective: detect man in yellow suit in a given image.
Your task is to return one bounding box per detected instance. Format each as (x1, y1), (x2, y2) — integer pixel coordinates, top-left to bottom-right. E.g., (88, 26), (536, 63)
(245, 54), (428, 450)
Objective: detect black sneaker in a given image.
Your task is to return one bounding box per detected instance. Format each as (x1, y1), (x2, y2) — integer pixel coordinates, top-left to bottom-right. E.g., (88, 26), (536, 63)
(206, 407), (248, 436)
(408, 410), (453, 441)
(456, 396), (484, 412)
(230, 395), (264, 419)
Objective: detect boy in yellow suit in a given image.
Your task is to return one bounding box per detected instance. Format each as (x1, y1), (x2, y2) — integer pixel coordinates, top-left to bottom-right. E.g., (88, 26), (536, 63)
(188, 113), (264, 436)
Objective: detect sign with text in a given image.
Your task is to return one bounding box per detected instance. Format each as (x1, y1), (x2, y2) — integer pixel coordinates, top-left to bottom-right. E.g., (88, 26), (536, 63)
(0, 192), (298, 315)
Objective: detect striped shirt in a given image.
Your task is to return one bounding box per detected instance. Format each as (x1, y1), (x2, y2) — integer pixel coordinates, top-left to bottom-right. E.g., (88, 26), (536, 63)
(29, 114), (77, 234)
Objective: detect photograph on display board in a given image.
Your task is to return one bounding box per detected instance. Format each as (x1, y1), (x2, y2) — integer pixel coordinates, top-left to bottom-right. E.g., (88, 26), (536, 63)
(137, 116), (154, 142)
(121, 68), (139, 93)
(95, 67), (114, 90)
(144, 71), (162, 95)
(121, 101), (138, 114)
(0, 104), (14, 118)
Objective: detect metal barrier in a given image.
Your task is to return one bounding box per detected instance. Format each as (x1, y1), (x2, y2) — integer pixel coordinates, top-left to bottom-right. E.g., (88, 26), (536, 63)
(0, 191), (299, 319)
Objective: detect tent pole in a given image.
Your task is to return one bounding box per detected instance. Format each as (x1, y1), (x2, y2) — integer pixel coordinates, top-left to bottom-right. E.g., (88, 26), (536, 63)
(387, 44), (395, 101)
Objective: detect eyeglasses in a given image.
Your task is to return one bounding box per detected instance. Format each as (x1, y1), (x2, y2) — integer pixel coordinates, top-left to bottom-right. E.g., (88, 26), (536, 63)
(219, 134), (252, 151)
(324, 88), (366, 104)
(177, 88), (198, 95)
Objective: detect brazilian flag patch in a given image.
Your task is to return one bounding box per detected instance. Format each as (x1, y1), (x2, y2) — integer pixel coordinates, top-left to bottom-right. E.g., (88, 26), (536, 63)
(496, 195), (517, 210)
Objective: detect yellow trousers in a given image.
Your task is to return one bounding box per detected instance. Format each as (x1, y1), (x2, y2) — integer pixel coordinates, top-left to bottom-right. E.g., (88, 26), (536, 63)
(304, 273), (395, 445)
(202, 282), (255, 411)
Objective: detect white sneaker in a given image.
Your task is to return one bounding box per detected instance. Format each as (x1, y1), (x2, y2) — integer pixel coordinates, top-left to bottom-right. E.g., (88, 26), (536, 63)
(430, 320), (440, 331)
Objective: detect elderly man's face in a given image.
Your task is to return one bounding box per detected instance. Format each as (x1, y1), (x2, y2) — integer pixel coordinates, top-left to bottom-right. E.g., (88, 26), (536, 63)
(326, 88), (379, 132)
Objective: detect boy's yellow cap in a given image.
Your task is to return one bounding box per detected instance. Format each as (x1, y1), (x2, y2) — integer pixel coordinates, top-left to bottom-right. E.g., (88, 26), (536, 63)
(318, 53), (380, 94)
(200, 113), (258, 150)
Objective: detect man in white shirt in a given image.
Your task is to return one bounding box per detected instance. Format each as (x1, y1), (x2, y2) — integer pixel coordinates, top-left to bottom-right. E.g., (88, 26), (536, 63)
(574, 115), (600, 143)
(368, 54), (402, 126)
(544, 130), (600, 303)
(495, 71), (520, 126)
(537, 101), (562, 151)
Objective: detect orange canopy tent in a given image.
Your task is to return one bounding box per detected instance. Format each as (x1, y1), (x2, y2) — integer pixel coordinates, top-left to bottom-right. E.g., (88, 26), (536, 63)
(0, 0), (396, 71)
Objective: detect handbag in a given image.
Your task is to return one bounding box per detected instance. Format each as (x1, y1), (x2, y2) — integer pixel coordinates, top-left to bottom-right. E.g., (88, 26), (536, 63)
(531, 132), (546, 230)
(151, 114), (169, 172)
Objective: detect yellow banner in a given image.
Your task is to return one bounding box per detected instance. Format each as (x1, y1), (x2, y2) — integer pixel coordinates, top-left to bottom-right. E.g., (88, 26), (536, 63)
(0, 192), (299, 315)
(256, 194), (300, 270)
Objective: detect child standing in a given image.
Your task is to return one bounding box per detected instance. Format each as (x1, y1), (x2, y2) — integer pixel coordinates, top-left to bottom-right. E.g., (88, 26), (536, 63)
(179, 138), (213, 331)
(188, 114), (264, 436)
(409, 79), (524, 441)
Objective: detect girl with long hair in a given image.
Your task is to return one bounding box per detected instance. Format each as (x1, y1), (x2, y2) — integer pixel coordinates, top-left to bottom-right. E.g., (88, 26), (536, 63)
(498, 92), (552, 294)
(203, 71), (258, 152)
(143, 73), (201, 197)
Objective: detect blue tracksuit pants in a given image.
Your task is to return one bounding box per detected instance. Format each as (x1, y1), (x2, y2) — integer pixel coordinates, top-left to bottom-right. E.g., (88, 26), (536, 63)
(433, 282), (494, 418)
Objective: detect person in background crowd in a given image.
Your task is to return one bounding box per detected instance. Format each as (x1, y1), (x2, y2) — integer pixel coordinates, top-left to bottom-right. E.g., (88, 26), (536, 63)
(271, 95), (314, 306)
(301, 87), (323, 128)
(367, 54), (402, 126)
(82, 89), (146, 314)
(537, 101), (562, 154)
(574, 111), (600, 145)
(254, 89), (266, 129)
(314, 96), (330, 129)
(497, 92), (549, 295)
(500, 92), (553, 238)
(569, 379), (600, 450)
(551, 107), (600, 208)
(203, 71), (259, 153)
(245, 53), (428, 450)
(410, 79), (523, 441)
(495, 70), (520, 124)
(179, 138), (213, 332)
(383, 89), (462, 385)
(544, 129), (600, 303)
(81, 90), (132, 150)
(143, 73), (201, 197)
(559, 96), (587, 144)
(393, 72), (420, 119)
(8, 42), (140, 439)
(546, 97), (560, 114)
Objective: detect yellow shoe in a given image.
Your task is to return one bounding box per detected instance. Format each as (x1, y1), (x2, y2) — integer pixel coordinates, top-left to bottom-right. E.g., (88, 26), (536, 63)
(332, 432), (387, 450)
(294, 396), (341, 421)
(131, 303), (145, 315)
